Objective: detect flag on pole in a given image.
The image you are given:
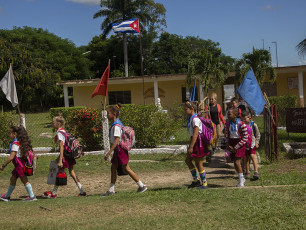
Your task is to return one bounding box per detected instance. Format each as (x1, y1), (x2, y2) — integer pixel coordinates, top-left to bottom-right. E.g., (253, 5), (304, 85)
(190, 78), (197, 101)
(91, 62), (110, 98)
(237, 69), (266, 116)
(0, 64), (19, 107)
(112, 18), (139, 34)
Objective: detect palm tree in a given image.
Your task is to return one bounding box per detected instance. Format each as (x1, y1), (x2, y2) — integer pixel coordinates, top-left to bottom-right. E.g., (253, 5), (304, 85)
(296, 38), (306, 57)
(235, 48), (276, 85)
(93, 0), (166, 77)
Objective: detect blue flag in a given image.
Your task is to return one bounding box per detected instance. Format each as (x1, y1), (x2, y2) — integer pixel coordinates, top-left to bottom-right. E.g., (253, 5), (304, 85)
(190, 78), (197, 101)
(237, 69), (266, 116)
(112, 18), (139, 34)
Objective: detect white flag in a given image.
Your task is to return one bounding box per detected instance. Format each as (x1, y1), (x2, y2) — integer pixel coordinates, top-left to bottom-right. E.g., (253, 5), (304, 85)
(0, 64), (19, 107)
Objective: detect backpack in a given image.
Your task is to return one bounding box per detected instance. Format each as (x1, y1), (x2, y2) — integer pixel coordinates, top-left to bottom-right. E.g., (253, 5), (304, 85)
(191, 116), (215, 146)
(114, 124), (135, 151)
(58, 131), (83, 159)
(23, 150), (37, 176)
(12, 141), (37, 176)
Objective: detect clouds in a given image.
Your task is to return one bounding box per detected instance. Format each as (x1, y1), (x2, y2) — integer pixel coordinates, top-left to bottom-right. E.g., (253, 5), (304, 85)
(263, 5), (280, 11)
(65, 0), (100, 5)
(298, 60), (306, 65)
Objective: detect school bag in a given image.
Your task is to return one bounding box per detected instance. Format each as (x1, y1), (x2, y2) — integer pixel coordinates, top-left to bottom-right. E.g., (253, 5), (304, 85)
(11, 141), (37, 176)
(23, 150), (37, 176)
(58, 131), (83, 159)
(114, 124), (135, 151)
(225, 120), (252, 148)
(191, 116), (215, 146)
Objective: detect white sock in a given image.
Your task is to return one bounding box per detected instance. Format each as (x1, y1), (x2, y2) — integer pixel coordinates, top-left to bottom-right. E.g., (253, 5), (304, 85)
(52, 185), (59, 195)
(238, 173), (245, 183)
(137, 180), (144, 187)
(109, 183), (115, 192)
(77, 182), (84, 194)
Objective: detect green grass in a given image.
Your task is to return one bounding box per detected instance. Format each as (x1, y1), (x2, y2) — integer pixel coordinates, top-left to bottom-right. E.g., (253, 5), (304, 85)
(0, 185), (304, 229)
(25, 112), (54, 147)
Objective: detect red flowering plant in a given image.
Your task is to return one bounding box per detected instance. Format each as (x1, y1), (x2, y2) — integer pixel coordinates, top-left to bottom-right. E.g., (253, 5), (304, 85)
(66, 108), (103, 151)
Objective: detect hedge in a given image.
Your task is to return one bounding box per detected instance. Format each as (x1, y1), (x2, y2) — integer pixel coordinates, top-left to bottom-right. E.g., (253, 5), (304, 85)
(49, 104), (178, 149)
(0, 111), (19, 149)
(268, 95), (298, 126)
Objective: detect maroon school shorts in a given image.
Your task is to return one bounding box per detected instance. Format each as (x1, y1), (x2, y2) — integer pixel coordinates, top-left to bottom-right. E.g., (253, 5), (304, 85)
(111, 145), (129, 166)
(190, 135), (210, 158)
(229, 138), (246, 159)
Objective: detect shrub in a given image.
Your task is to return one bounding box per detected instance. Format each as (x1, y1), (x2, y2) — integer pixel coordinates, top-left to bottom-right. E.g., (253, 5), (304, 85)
(50, 107), (102, 151)
(119, 104), (177, 147)
(0, 111), (19, 149)
(268, 95), (298, 126)
(168, 102), (186, 127)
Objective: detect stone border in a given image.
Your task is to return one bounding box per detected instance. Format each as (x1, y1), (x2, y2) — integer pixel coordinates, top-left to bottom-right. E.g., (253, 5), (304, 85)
(0, 145), (188, 158)
(283, 142), (306, 155)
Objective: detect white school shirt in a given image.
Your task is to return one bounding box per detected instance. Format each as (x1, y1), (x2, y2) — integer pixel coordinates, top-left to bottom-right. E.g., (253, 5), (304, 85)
(110, 125), (122, 144)
(188, 117), (203, 137)
(11, 143), (21, 157)
(229, 124), (240, 139)
(56, 128), (66, 146)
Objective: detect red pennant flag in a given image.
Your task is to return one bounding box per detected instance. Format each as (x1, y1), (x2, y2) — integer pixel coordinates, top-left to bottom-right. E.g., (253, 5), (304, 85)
(91, 63), (110, 98)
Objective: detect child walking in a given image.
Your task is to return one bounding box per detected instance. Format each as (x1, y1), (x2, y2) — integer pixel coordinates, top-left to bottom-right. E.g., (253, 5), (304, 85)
(0, 126), (37, 202)
(185, 101), (210, 189)
(241, 111), (260, 180)
(225, 108), (249, 187)
(44, 116), (86, 198)
(103, 104), (147, 196)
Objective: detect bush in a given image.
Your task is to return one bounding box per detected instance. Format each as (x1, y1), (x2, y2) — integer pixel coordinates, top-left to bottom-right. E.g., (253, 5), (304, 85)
(119, 104), (178, 147)
(50, 107), (103, 151)
(168, 102), (186, 127)
(268, 95), (298, 126)
(0, 111), (19, 149)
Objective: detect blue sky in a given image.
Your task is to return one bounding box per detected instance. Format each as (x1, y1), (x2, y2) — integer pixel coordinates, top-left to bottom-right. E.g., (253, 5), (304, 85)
(0, 0), (305, 67)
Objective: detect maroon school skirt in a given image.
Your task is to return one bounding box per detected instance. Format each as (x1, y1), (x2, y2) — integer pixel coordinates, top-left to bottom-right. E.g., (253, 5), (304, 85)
(111, 145), (129, 166)
(190, 135), (210, 158)
(229, 138), (246, 159)
(62, 155), (76, 168)
(12, 157), (26, 178)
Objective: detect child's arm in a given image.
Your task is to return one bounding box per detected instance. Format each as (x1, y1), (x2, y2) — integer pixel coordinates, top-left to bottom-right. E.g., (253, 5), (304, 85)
(0, 151), (16, 171)
(218, 104), (226, 125)
(254, 123), (260, 148)
(57, 140), (64, 168)
(104, 137), (120, 161)
(188, 126), (199, 154)
(234, 123), (249, 150)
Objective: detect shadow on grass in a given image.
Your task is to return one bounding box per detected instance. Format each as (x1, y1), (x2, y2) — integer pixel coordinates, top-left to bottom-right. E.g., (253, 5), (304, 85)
(148, 186), (183, 192)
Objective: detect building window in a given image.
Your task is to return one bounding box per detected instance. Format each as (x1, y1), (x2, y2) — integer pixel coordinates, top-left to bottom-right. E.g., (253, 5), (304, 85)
(182, 87), (198, 102)
(108, 91), (131, 105)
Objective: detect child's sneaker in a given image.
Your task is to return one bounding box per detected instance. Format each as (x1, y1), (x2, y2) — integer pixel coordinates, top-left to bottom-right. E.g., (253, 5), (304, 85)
(102, 191), (115, 197)
(23, 196), (37, 202)
(188, 180), (202, 188)
(253, 172), (260, 180)
(244, 171), (251, 179)
(197, 185), (209, 190)
(0, 193), (10, 202)
(137, 185), (147, 193)
(44, 191), (57, 199)
(77, 192), (87, 197)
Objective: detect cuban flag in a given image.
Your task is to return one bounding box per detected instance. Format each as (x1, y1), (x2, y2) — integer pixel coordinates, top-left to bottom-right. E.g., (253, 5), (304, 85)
(112, 18), (140, 34)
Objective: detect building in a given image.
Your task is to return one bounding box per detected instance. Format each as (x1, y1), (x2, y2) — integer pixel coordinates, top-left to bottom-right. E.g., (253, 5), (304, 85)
(58, 65), (306, 109)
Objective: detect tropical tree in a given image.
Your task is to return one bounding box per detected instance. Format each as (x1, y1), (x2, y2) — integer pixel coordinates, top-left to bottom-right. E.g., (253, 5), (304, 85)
(0, 27), (92, 111)
(186, 40), (234, 97)
(93, 0), (166, 77)
(296, 38), (306, 57)
(235, 48), (276, 85)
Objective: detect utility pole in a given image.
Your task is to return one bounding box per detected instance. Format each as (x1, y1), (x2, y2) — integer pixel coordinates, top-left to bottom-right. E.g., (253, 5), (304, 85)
(272, 41), (278, 67)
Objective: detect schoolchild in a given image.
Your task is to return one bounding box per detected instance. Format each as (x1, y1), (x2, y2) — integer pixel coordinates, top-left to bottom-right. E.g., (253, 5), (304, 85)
(0, 126), (37, 201)
(241, 111), (260, 180)
(231, 97), (241, 118)
(225, 108), (249, 187)
(185, 101), (210, 189)
(44, 116), (86, 198)
(102, 104), (147, 196)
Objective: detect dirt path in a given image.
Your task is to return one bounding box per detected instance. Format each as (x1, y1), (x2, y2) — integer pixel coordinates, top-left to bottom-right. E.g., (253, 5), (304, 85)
(0, 149), (245, 199)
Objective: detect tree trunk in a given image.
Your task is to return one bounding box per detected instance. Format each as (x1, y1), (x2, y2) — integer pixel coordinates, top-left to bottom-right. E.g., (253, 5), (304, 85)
(123, 33), (128, 77)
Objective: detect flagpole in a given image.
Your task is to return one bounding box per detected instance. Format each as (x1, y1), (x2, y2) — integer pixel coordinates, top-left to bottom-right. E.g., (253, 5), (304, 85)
(139, 27), (145, 104)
